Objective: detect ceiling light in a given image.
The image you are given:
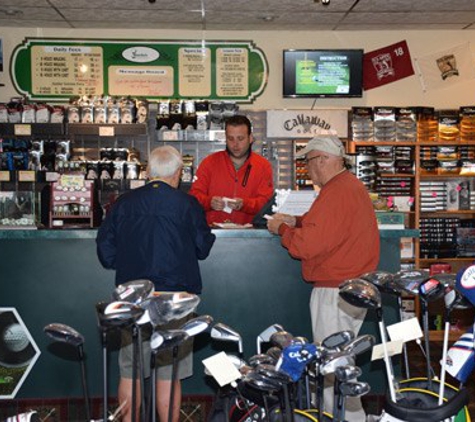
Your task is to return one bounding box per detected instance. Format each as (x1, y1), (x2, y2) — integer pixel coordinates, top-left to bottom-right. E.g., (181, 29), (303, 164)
(259, 16), (275, 22)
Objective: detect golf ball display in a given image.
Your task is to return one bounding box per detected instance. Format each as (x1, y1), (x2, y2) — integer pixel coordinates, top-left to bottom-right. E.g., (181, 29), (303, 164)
(2, 323), (29, 352)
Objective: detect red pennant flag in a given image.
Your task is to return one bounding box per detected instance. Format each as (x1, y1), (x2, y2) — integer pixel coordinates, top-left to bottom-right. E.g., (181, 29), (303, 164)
(363, 40), (415, 91)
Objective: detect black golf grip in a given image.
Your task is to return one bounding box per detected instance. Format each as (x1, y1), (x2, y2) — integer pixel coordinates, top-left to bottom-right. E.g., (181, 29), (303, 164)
(384, 388), (468, 421)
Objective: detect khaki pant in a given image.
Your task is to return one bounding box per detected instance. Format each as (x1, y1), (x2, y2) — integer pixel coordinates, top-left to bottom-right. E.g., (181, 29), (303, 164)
(310, 287), (367, 422)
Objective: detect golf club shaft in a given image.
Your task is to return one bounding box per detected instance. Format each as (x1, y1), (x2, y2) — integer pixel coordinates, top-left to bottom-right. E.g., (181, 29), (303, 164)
(378, 320), (396, 402)
(102, 331), (108, 422)
(78, 345), (92, 422)
(438, 320), (450, 405)
(167, 347), (179, 422)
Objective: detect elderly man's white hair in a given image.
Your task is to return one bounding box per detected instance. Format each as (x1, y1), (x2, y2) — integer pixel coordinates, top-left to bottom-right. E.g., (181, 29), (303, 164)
(147, 146), (183, 179)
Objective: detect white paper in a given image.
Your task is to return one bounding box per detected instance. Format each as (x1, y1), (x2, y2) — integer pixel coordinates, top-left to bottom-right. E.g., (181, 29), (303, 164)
(202, 351), (242, 387)
(222, 197), (236, 214)
(274, 190), (317, 216)
(371, 340), (404, 361)
(387, 317), (424, 343)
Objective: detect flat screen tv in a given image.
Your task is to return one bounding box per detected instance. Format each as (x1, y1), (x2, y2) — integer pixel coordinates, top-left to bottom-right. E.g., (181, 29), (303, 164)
(283, 49), (364, 98)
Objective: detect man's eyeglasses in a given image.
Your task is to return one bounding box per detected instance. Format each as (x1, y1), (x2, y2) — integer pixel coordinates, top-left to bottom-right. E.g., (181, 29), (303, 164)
(305, 155), (328, 164)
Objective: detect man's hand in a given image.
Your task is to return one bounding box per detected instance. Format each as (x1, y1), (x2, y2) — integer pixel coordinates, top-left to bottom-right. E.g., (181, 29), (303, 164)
(210, 196), (225, 211)
(228, 198), (243, 211)
(273, 213), (297, 227)
(267, 217), (284, 235)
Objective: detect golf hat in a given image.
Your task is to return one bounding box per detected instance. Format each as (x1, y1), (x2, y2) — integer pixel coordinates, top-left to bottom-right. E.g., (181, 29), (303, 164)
(296, 135), (347, 158)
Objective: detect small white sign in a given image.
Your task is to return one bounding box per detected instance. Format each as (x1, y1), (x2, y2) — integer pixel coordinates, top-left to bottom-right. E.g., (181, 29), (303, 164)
(99, 126), (115, 137)
(371, 340), (404, 361)
(14, 124), (32, 136)
(387, 317), (423, 343)
(202, 352), (242, 387)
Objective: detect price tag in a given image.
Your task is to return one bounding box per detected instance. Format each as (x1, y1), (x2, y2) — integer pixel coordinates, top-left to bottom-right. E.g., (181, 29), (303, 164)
(99, 126), (115, 137)
(211, 130), (226, 142)
(14, 124), (32, 136)
(162, 130), (179, 141)
(0, 171), (10, 181)
(18, 171), (36, 182)
(46, 172), (60, 182)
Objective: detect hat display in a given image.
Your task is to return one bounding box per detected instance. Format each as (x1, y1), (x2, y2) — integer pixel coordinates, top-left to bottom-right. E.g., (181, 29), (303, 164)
(296, 135), (346, 158)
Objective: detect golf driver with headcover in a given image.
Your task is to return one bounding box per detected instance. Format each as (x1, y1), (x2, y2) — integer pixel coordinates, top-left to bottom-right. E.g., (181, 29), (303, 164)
(44, 323), (91, 422)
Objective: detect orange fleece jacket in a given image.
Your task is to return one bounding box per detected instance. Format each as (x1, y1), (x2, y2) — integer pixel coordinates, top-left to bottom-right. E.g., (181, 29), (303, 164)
(279, 171), (380, 287)
(189, 151), (273, 225)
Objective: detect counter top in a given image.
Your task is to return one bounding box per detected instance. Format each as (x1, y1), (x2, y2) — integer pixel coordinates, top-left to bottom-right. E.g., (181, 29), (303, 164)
(0, 228), (419, 240)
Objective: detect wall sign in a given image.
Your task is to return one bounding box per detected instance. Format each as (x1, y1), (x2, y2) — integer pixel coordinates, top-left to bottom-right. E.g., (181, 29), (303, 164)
(266, 109), (349, 138)
(11, 38), (268, 102)
(0, 308), (40, 399)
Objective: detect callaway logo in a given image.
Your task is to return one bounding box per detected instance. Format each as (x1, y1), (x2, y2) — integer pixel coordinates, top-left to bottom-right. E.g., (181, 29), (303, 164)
(461, 265), (475, 289)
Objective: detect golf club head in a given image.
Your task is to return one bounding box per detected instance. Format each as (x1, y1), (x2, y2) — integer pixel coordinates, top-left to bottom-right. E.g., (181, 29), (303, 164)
(157, 329), (189, 349)
(292, 336), (309, 345)
(210, 322), (243, 354)
(150, 331), (164, 350)
(255, 364), (293, 384)
(256, 323), (285, 354)
(112, 279), (154, 304)
(180, 315), (214, 337)
(144, 292), (200, 326)
(334, 364), (362, 382)
(419, 277), (445, 303)
(321, 330), (355, 350)
(243, 371), (282, 392)
(339, 381), (370, 397)
(342, 334), (375, 356)
(339, 279), (382, 309)
(100, 301), (145, 328)
(44, 323), (84, 347)
(320, 351), (355, 376)
(266, 346), (282, 361)
(360, 270), (395, 293)
(248, 353), (277, 367)
(393, 269), (430, 295)
(269, 330), (294, 349)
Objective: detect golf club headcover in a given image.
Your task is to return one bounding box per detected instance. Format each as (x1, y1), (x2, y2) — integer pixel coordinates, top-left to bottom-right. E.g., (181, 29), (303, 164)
(275, 342), (317, 382)
(456, 265), (475, 307)
(445, 326), (475, 384)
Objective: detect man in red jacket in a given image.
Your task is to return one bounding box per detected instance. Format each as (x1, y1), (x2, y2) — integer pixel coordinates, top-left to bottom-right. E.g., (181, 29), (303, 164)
(267, 134), (380, 422)
(189, 115), (273, 225)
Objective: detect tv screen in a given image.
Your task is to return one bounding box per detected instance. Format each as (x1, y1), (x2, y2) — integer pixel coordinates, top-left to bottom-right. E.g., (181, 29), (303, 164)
(283, 49), (364, 98)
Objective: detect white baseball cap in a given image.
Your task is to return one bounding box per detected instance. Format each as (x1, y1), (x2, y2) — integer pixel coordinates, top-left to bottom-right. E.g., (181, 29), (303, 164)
(296, 135), (347, 158)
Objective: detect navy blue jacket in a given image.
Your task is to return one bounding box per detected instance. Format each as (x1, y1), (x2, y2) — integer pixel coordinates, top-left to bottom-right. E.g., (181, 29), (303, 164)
(96, 181), (216, 293)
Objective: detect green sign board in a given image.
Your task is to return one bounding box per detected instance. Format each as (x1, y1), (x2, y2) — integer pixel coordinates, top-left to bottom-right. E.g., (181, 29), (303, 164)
(11, 38), (268, 103)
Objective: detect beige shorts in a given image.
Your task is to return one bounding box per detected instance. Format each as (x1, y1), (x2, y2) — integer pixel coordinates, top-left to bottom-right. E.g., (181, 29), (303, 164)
(119, 315), (194, 381)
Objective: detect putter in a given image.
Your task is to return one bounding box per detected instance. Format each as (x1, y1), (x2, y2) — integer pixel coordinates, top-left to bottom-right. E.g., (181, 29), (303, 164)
(339, 278), (397, 402)
(44, 323), (91, 422)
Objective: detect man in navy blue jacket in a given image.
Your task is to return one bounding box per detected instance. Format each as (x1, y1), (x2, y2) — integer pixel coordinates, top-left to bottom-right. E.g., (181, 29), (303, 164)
(96, 145), (215, 422)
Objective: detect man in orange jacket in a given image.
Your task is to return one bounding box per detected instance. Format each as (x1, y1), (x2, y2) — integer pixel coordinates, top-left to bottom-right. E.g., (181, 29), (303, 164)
(267, 134), (380, 422)
(189, 115), (273, 226)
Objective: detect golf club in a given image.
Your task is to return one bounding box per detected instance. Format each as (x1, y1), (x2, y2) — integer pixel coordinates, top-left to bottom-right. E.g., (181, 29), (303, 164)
(44, 323), (91, 422)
